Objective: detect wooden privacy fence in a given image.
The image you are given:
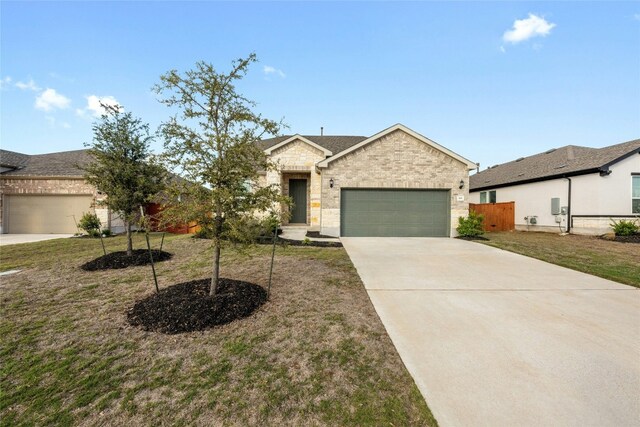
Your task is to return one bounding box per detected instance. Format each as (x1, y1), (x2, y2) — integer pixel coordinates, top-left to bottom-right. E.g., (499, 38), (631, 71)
(469, 202), (515, 232)
(146, 203), (200, 234)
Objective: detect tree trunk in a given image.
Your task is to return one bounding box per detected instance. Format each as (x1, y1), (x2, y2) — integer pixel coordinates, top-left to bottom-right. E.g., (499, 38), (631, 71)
(210, 240), (221, 297)
(210, 208), (224, 297)
(126, 221), (133, 256)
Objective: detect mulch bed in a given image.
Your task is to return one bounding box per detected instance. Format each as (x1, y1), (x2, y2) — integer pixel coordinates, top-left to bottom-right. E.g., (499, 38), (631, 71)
(127, 278), (267, 334)
(455, 236), (489, 241)
(80, 249), (173, 271)
(254, 237), (342, 248)
(305, 231), (337, 239)
(278, 238), (342, 248)
(612, 235), (640, 244)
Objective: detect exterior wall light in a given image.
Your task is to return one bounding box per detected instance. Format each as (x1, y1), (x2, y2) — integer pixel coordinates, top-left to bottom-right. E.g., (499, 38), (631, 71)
(329, 178), (334, 188)
(459, 179), (465, 189)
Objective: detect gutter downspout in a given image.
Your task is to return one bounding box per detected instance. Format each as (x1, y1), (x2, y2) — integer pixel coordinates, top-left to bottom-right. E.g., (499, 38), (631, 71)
(565, 177), (572, 233)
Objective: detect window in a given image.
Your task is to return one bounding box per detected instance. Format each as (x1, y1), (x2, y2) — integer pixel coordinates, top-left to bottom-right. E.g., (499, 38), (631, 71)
(479, 190), (497, 203)
(633, 176), (640, 214)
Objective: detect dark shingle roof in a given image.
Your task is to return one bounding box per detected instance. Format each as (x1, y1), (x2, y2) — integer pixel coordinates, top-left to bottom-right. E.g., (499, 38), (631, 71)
(0, 149), (30, 169)
(0, 149), (92, 177)
(258, 135), (368, 156)
(470, 139), (640, 191)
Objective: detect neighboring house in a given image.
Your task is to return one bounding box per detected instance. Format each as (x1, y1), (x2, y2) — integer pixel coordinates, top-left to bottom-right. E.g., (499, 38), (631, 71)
(469, 139), (640, 235)
(259, 124), (476, 237)
(0, 149), (124, 234)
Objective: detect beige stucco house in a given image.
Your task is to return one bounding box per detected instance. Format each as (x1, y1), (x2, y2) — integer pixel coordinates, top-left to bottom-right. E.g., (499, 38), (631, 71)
(469, 138), (640, 235)
(259, 124), (477, 237)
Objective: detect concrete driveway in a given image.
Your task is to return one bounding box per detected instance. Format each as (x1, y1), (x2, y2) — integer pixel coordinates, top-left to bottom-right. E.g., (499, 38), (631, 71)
(0, 234), (74, 246)
(341, 237), (640, 427)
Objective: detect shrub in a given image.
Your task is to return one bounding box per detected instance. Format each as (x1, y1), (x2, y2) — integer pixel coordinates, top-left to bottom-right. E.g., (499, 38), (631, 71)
(457, 211), (485, 237)
(78, 212), (101, 236)
(610, 218), (639, 236)
(101, 229), (112, 237)
(194, 226), (214, 240)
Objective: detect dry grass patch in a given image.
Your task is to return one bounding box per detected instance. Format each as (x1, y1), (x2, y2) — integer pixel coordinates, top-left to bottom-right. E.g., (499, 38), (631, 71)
(0, 234), (435, 426)
(478, 231), (640, 288)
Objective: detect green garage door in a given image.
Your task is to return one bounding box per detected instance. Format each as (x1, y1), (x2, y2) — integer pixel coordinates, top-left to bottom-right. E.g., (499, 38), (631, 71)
(341, 189), (450, 237)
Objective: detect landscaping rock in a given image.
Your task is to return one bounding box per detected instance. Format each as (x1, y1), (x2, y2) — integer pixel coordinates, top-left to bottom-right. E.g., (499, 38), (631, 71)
(127, 278), (267, 334)
(80, 249), (172, 271)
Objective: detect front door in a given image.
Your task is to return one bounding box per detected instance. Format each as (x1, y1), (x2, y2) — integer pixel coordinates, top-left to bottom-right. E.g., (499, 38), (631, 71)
(289, 179), (307, 224)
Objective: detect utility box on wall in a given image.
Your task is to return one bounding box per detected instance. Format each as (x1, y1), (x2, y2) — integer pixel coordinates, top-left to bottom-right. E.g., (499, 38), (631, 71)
(551, 198), (561, 215)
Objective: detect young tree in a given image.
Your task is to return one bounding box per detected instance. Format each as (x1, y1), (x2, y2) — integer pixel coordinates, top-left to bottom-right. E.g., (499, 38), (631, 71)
(84, 104), (166, 256)
(155, 54), (286, 296)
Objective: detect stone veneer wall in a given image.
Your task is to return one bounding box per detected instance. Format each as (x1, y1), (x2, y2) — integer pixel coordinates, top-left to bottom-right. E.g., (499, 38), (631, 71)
(265, 140), (325, 229)
(319, 129), (470, 237)
(0, 177), (124, 233)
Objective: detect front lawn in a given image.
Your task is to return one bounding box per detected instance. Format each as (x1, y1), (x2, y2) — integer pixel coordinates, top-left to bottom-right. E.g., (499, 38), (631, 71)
(0, 234), (435, 426)
(478, 231), (640, 288)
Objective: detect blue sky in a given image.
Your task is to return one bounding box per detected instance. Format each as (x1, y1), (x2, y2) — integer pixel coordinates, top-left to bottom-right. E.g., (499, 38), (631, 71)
(1, 1), (639, 170)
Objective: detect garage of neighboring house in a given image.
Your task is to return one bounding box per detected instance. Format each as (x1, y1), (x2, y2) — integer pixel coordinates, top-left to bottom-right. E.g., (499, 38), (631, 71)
(0, 149), (100, 234)
(3, 194), (93, 234)
(340, 188), (450, 237)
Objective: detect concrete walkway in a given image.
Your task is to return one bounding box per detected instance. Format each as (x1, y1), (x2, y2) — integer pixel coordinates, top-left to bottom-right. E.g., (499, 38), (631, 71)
(341, 237), (640, 427)
(0, 234), (73, 246)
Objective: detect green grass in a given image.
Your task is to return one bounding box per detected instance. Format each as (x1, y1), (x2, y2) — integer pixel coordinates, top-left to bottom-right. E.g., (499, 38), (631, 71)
(0, 234), (436, 426)
(477, 231), (640, 288)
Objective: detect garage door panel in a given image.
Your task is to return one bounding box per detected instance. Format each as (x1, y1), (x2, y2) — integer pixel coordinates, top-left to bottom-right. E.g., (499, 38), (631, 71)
(6, 195), (93, 234)
(341, 189), (450, 237)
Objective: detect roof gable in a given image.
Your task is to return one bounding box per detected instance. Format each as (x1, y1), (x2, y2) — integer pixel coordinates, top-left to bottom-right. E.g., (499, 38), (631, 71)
(470, 138), (640, 191)
(316, 124), (477, 169)
(263, 135), (333, 157)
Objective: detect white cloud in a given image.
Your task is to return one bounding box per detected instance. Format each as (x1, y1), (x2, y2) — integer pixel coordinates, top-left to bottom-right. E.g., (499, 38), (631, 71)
(263, 65), (286, 78)
(84, 95), (122, 117)
(35, 88), (71, 111)
(15, 78), (40, 91)
(503, 13), (556, 44)
(0, 76), (11, 89)
(500, 46), (506, 53)
(62, 122), (71, 129)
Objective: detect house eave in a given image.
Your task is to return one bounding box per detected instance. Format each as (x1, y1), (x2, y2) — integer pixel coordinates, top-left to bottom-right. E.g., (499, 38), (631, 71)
(470, 168), (601, 192)
(470, 147), (640, 192)
(601, 147), (640, 169)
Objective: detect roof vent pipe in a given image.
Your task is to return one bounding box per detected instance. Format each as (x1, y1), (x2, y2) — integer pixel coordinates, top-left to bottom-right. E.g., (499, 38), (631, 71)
(320, 127), (324, 136)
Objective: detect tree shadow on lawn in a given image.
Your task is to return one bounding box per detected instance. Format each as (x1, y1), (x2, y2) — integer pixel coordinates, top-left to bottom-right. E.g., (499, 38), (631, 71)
(127, 278), (267, 334)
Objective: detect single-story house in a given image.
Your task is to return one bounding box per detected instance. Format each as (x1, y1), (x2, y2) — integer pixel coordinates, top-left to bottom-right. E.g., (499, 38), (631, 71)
(469, 138), (640, 235)
(0, 149), (124, 234)
(259, 124), (476, 237)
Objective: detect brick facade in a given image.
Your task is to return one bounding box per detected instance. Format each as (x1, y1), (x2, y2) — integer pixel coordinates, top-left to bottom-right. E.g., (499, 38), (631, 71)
(0, 177), (94, 233)
(264, 129), (471, 237)
(265, 140), (325, 228)
(0, 177), (125, 233)
(319, 129), (469, 236)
